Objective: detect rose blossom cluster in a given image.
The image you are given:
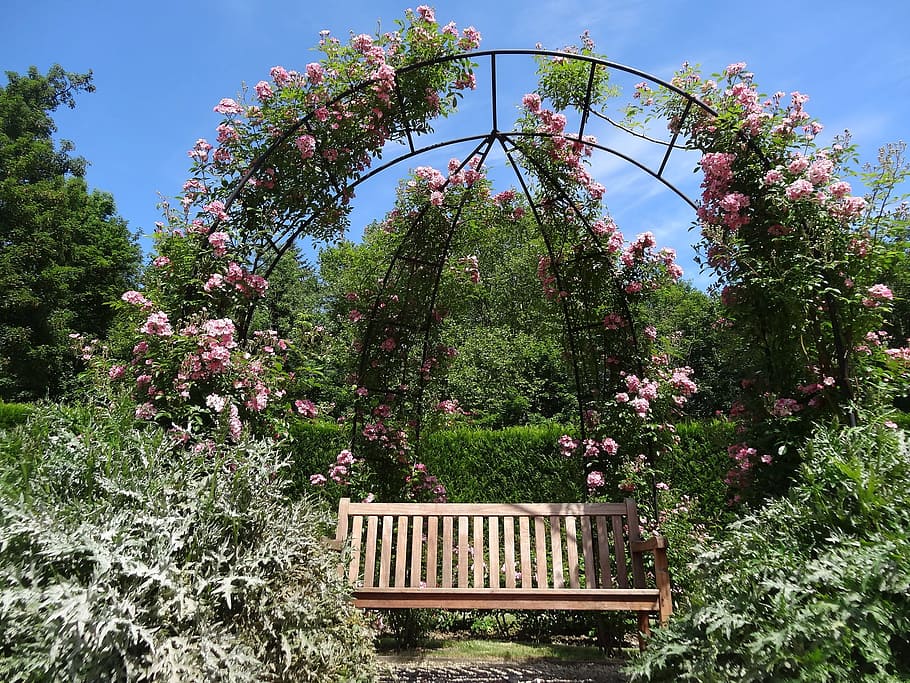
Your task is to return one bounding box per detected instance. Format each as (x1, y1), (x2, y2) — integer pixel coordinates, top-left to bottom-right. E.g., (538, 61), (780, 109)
(520, 93), (604, 201)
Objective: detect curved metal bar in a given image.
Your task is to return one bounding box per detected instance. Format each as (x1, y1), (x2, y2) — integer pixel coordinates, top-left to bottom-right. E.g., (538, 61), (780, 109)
(221, 49), (716, 217)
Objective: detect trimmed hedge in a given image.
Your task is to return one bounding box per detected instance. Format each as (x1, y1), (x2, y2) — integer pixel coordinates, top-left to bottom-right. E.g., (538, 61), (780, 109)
(287, 418), (735, 516)
(0, 402), (32, 430)
(421, 423), (585, 503)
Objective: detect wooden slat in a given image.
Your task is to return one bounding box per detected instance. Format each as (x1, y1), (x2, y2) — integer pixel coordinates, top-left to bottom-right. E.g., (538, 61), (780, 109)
(458, 516), (469, 588)
(442, 517), (454, 588)
(534, 516), (548, 588)
(395, 515), (408, 587)
(596, 516), (613, 588)
(379, 515), (394, 588)
(489, 516), (500, 589)
(410, 516), (423, 587)
(334, 498), (351, 549)
(353, 587), (661, 611)
(625, 498), (647, 590)
(503, 516), (516, 588)
(364, 515), (378, 588)
(550, 515), (564, 589)
(348, 515), (364, 584)
(426, 516), (438, 588)
(565, 516), (580, 589)
(580, 516), (596, 589)
(473, 517), (485, 587)
(518, 516), (532, 588)
(612, 515), (629, 588)
(346, 501), (629, 517)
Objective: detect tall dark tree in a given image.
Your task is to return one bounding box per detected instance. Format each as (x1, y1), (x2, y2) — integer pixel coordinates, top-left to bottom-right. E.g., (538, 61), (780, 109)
(0, 65), (140, 401)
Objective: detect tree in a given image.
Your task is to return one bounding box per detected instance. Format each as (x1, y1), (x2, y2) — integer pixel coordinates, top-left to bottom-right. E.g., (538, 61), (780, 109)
(0, 65), (140, 401)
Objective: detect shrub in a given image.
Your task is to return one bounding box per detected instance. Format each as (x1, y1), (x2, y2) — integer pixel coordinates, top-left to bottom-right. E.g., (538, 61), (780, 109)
(628, 418), (910, 682)
(0, 402), (32, 430)
(421, 424), (585, 503)
(0, 402), (378, 682)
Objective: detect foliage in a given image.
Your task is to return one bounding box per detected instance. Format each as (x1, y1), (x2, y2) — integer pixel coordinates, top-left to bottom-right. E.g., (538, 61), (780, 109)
(104, 7), (483, 454)
(0, 65), (140, 401)
(0, 401), (378, 682)
(627, 63), (910, 502)
(0, 402), (32, 430)
(421, 423), (585, 503)
(628, 418), (910, 682)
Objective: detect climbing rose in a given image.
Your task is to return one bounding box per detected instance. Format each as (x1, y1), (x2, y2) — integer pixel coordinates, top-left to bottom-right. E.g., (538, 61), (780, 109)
(296, 135), (316, 159)
(213, 98), (244, 114)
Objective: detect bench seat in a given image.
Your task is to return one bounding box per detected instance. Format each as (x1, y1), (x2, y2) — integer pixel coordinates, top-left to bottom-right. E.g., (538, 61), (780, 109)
(332, 497), (672, 634)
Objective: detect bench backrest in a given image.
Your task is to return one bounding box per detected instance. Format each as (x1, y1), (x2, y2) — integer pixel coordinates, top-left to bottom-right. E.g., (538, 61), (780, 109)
(334, 499), (647, 591)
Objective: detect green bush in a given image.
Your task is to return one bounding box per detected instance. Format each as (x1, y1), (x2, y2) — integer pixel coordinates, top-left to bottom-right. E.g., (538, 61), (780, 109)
(0, 402), (378, 682)
(628, 418), (910, 682)
(287, 417), (349, 496)
(0, 402), (32, 430)
(422, 424), (585, 503)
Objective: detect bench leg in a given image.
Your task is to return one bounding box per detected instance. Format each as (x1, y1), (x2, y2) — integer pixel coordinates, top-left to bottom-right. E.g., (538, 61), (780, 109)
(637, 612), (651, 651)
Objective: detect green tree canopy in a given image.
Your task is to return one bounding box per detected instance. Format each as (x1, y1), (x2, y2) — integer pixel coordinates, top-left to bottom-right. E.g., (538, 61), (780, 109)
(0, 65), (140, 401)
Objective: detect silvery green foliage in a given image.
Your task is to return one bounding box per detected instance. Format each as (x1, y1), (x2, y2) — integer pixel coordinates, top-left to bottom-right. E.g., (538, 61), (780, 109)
(0, 403), (378, 682)
(628, 419), (910, 682)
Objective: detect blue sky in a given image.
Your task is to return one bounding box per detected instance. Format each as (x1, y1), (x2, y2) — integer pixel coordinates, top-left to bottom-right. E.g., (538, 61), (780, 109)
(4, 0), (909, 286)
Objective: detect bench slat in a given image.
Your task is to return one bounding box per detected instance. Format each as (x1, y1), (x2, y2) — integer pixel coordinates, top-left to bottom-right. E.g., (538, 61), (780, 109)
(504, 516), (516, 588)
(534, 516), (547, 588)
(348, 515), (364, 584)
(395, 515), (408, 587)
(612, 515), (629, 589)
(581, 515), (596, 588)
(518, 516), (532, 588)
(426, 516), (438, 588)
(364, 515), (378, 588)
(597, 516), (613, 588)
(458, 516), (469, 588)
(489, 516), (500, 589)
(473, 517), (484, 587)
(345, 502), (629, 517)
(410, 516), (423, 587)
(379, 516), (394, 588)
(442, 517), (454, 588)
(550, 515), (564, 589)
(353, 587), (660, 612)
(565, 516), (580, 589)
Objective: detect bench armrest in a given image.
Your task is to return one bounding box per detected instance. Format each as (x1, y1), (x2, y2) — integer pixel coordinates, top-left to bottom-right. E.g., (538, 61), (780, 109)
(630, 536), (668, 553)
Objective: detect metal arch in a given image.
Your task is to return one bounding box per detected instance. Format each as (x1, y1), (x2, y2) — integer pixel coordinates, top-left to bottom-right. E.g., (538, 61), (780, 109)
(222, 48), (717, 246)
(218, 49), (720, 468)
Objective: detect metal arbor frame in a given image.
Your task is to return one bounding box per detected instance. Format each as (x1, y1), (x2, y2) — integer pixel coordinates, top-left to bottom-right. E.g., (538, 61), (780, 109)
(222, 50), (717, 456)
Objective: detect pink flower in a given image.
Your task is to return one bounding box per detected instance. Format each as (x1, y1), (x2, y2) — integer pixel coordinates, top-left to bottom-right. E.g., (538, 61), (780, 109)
(429, 190), (445, 206)
(600, 438), (618, 455)
(270, 65), (290, 85)
(294, 399), (318, 418)
(141, 312), (173, 336)
(135, 402), (156, 420)
(254, 80), (273, 100)
(558, 434), (578, 457)
(863, 284), (893, 307)
(586, 471), (605, 490)
(351, 34), (373, 53)
(310, 473), (327, 486)
(152, 256), (170, 268)
(296, 135), (316, 159)
(725, 62), (747, 76)
(772, 398), (801, 417)
(336, 449), (355, 465)
(207, 231), (230, 256)
(206, 393), (227, 413)
(380, 337), (397, 351)
(614, 392), (629, 404)
(416, 5), (436, 22)
(629, 397), (650, 417)
(108, 365), (126, 380)
(213, 98), (244, 115)
(785, 179), (813, 201)
(522, 93), (541, 113)
(121, 290), (153, 309)
(305, 62), (324, 85)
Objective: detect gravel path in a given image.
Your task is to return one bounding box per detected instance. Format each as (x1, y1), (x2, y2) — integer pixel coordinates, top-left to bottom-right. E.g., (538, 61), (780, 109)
(379, 660), (629, 682)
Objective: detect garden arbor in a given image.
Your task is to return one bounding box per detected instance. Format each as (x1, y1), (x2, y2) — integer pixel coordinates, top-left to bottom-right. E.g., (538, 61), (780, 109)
(214, 49), (715, 499)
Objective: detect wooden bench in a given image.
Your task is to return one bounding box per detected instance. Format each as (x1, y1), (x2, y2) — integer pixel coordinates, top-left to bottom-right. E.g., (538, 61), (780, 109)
(331, 498), (672, 636)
